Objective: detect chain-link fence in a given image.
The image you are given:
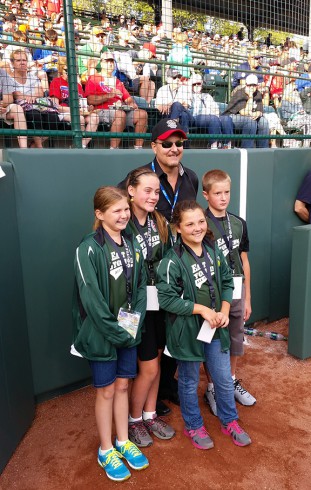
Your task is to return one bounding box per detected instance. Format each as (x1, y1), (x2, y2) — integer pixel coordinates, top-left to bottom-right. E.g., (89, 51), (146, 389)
(0, 0), (310, 148)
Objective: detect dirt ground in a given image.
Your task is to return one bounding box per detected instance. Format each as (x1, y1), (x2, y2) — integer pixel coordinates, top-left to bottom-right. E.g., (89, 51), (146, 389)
(1, 318), (311, 490)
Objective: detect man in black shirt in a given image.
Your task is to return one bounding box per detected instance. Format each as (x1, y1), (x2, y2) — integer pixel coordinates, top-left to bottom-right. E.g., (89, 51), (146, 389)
(120, 118), (198, 221)
(119, 119), (199, 415)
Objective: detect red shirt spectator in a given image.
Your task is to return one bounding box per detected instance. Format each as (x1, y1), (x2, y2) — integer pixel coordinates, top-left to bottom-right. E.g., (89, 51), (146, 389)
(84, 75), (130, 110)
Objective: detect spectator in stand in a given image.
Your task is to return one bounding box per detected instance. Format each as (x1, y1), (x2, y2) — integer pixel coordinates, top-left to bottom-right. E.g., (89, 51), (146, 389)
(237, 27), (244, 41)
(223, 74), (270, 148)
(33, 29), (65, 83)
(288, 40), (301, 62)
(10, 48), (60, 148)
(2, 13), (17, 38)
(232, 52), (265, 90)
(113, 34), (155, 103)
(77, 26), (104, 82)
(133, 43), (157, 104)
(116, 14), (127, 30)
(296, 64), (311, 92)
(265, 33), (272, 47)
(167, 32), (193, 80)
(85, 50), (148, 149)
(157, 73), (233, 149)
(188, 74), (234, 149)
(264, 60), (284, 108)
(281, 71), (311, 147)
(232, 52), (269, 105)
(100, 9), (111, 29)
(49, 58), (99, 148)
(0, 68), (28, 148)
(130, 25), (142, 45)
(155, 68), (183, 117)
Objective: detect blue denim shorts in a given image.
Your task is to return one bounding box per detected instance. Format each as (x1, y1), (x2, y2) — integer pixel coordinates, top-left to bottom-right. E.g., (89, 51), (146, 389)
(89, 346), (137, 388)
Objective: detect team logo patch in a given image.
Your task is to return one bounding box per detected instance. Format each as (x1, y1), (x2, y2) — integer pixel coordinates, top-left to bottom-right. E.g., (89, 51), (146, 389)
(167, 120), (178, 129)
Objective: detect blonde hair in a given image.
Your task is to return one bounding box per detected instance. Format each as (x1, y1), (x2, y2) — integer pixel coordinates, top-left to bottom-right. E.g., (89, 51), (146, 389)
(10, 48), (27, 63)
(202, 169), (231, 192)
(93, 186), (128, 230)
(57, 57), (67, 74)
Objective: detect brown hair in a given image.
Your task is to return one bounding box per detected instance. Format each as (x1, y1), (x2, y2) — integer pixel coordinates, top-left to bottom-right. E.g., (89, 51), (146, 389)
(45, 29), (58, 43)
(171, 200), (213, 241)
(126, 168), (169, 243)
(202, 169), (231, 192)
(12, 31), (27, 43)
(93, 186), (128, 230)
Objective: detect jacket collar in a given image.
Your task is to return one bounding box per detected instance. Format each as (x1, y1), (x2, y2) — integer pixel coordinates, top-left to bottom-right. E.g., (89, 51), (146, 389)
(93, 226), (132, 247)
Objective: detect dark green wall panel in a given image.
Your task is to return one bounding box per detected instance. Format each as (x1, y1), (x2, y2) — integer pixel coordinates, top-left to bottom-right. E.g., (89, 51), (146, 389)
(270, 149), (311, 320)
(247, 150), (275, 321)
(288, 225), (311, 359)
(0, 163), (34, 473)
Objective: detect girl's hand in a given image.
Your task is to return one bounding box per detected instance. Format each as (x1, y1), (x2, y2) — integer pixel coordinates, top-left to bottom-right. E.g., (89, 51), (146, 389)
(215, 312), (229, 328)
(197, 305), (221, 327)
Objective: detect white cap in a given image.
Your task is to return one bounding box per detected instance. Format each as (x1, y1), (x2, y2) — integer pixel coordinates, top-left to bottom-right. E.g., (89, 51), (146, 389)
(189, 73), (203, 84)
(245, 74), (258, 85)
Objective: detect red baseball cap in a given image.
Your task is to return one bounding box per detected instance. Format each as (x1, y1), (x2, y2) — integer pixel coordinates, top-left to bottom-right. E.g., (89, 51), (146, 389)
(143, 42), (156, 56)
(151, 119), (187, 141)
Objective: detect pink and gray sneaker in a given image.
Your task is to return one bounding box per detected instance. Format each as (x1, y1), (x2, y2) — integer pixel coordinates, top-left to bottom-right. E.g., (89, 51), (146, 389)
(184, 426), (214, 450)
(221, 420), (252, 446)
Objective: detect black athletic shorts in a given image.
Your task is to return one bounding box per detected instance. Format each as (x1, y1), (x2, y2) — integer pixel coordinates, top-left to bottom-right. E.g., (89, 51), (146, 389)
(137, 310), (166, 361)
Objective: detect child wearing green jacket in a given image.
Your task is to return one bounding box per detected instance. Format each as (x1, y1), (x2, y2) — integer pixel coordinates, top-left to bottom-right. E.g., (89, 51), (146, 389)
(156, 200), (252, 450)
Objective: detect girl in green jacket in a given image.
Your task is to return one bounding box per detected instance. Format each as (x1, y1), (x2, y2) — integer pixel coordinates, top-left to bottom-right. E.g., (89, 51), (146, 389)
(72, 186), (148, 482)
(126, 168), (175, 448)
(156, 200), (252, 450)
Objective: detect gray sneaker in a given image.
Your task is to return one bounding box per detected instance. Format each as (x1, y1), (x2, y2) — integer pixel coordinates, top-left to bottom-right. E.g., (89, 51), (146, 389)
(221, 420), (252, 446)
(128, 420), (153, 447)
(233, 379), (256, 406)
(184, 426), (214, 450)
(204, 387), (217, 416)
(144, 415), (175, 440)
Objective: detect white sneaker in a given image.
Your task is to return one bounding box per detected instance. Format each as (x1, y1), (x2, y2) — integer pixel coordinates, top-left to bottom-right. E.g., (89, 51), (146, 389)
(233, 379), (256, 406)
(203, 387), (217, 416)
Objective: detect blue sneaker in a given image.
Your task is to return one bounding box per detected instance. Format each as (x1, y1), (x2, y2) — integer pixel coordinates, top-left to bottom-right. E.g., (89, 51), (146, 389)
(115, 440), (149, 470)
(97, 447), (131, 481)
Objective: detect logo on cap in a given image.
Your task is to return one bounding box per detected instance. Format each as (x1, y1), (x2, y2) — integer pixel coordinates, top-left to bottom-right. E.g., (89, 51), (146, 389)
(167, 120), (178, 129)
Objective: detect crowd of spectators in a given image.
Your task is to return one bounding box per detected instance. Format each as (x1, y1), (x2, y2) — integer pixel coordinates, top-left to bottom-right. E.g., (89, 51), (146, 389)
(0, 0), (310, 148)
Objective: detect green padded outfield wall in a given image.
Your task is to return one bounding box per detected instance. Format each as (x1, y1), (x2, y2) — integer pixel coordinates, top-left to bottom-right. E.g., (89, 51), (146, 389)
(269, 150), (311, 320)
(0, 164), (35, 473)
(3, 148), (241, 398)
(288, 225), (311, 359)
(2, 148), (311, 398)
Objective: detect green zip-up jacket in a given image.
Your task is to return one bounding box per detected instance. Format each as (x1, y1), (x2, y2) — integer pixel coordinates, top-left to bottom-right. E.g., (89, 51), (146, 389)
(156, 239), (234, 361)
(72, 226), (147, 361)
(126, 214), (173, 285)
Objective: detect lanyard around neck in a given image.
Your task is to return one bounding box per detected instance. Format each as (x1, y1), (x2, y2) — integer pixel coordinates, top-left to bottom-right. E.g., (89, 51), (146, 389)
(133, 214), (156, 283)
(183, 241), (216, 310)
(104, 229), (133, 309)
(151, 160), (180, 218)
(206, 209), (235, 272)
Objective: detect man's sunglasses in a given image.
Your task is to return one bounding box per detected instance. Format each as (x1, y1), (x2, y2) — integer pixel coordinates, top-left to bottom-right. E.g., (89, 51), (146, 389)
(192, 83), (202, 86)
(155, 140), (184, 148)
